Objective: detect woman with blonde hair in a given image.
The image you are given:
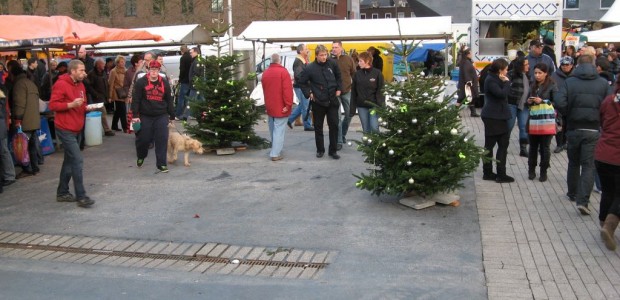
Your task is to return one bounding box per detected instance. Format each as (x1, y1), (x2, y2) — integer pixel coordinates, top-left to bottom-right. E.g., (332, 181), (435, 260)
(350, 51), (384, 133)
(108, 55), (127, 132)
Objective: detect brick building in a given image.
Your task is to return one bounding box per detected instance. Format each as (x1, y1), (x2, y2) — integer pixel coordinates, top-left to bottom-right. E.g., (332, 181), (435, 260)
(0, 0), (353, 35)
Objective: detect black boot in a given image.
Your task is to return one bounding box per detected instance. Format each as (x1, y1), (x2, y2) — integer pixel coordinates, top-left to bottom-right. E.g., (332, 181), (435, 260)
(469, 106), (480, 117)
(528, 168), (536, 180)
(519, 143), (528, 157)
(495, 174), (515, 183)
(539, 169), (547, 182)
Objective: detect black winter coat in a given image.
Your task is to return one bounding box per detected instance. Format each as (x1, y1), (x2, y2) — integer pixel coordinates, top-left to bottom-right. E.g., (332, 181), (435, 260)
(481, 73), (511, 120)
(457, 58), (479, 103)
(87, 69), (109, 103)
(350, 67), (384, 116)
(298, 58), (342, 107)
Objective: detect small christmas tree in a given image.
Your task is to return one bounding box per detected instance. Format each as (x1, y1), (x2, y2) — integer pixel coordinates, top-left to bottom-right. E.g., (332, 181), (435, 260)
(354, 39), (486, 197)
(184, 26), (267, 149)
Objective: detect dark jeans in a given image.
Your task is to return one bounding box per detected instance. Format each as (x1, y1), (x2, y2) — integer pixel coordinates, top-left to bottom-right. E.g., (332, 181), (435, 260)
(312, 102), (339, 155)
(528, 134), (553, 171)
(112, 101), (127, 131)
(175, 83), (190, 118)
(56, 129), (86, 198)
(566, 130), (599, 207)
(555, 115), (567, 147)
(596, 160), (620, 222)
(482, 131), (510, 176)
(135, 114), (169, 168)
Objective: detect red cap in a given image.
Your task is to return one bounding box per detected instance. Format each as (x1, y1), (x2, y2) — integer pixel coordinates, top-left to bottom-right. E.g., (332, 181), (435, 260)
(148, 60), (162, 69)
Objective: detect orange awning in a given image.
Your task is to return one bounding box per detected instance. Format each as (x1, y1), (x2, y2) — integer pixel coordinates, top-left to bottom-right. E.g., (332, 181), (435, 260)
(0, 15), (162, 46)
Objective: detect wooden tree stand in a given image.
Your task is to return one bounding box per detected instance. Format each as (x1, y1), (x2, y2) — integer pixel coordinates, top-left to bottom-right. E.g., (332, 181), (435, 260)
(399, 191), (461, 210)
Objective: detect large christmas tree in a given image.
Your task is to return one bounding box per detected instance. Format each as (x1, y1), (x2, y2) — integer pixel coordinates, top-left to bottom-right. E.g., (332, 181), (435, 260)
(354, 41), (486, 197)
(184, 28), (267, 149)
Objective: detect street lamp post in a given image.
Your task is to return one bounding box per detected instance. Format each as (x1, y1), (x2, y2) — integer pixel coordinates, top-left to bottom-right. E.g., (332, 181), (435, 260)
(227, 0), (233, 55)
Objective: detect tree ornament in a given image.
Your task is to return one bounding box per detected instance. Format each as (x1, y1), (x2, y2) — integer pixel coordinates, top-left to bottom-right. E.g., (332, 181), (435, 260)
(381, 121), (387, 126)
(450, 128), (458, 135)
(382, 143), (386, 147)
(362, 136), (368, 141)
(378, 117), (383, 123)
(397, 129), (402, 134)
(433, 130), (439, 135)
(396, 91), (402, 96)
(400, 105), (407, 113)
(367, 139), (372, 144)
(388, 149), (394, 155)
(370, 109), (376, 115)
(214, 89), (218, 93)
(423, 93), (428, 97)
(459, 152), (466, 159)
(406, 161), (412, 166)
(347, 142), (352, 146)
(197, 91), (200, 95)
(221, 118), (225, 122)
(218, 77), (222, 80)
(215, 132), (218, 136)
(412, 118), (418, 124)
(408, 178), (414, 184)
(464, 138), (468, 142)
(355, 180), (364, 187)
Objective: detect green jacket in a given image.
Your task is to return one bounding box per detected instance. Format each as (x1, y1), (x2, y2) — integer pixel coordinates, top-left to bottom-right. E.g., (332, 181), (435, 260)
(12, 73), (40, 131)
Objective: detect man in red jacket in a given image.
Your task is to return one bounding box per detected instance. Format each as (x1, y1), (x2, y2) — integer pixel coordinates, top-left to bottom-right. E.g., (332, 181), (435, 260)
(49, 60), (95, 208)
(261, 53), (293, 161)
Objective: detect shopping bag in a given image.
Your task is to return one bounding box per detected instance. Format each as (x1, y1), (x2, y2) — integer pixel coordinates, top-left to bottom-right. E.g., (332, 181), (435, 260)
(528, 102), (556, 135)
(11, 126), (30, 166)
(39, 116), (55, 155)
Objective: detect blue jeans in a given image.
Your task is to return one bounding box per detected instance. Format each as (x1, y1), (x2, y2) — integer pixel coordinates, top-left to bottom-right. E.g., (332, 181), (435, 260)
(175, 83), (190, 118)
(288, 88), (312, 129)
(508, 104), (529, 142)
(56, 129), (86, 198)
(357, 107), (379, 133)
(188, 88), (204, 117)
(566, 130), (600, 207)
(338, 91), (352, 144)
(268, 116), (287, 157)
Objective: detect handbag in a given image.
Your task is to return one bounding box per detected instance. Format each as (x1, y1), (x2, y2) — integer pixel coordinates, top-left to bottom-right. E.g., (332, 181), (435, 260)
(528, 102), (556, 135)
(115, 87), (128, 99)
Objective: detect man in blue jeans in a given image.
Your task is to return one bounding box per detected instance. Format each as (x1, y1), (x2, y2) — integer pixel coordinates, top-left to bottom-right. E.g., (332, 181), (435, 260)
(555, 54), (611, 215)
(49, 60), (95, 208)
(175, 45), (192, 120)
(287, 44), (313, 131)
(332, 41), (356, 150)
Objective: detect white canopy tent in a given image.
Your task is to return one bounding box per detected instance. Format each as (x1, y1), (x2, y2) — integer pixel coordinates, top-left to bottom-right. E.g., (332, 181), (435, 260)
(85, 24), (213, 51)
(600, 1), (620, 22)
(238, 16), (453, 43)
(581, 24), (620, 43)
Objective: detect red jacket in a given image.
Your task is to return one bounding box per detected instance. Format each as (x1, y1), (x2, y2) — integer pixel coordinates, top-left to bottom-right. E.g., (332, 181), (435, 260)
(261, 63), (293, 118)
(595, 94), (620, 166)
(49, 74), (87, 133)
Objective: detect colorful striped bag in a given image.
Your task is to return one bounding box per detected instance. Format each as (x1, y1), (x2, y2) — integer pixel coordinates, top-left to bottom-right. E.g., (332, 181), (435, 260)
(528, 102), (557, 135)
(11, 126), (30, 166)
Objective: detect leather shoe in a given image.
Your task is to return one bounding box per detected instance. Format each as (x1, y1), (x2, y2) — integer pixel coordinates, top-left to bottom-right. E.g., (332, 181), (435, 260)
(304, 127), (314, 131)
(271, 155), (283, 161)
(482, 173), (496, 181)
(104, 131), (115, 136)
(329, 153), (340, 159)
(287, 121), (293, 129)
(336, 144), (343, 150)
(316, 152), (324, 158)
(2, 180), (15, 186)
(76, 196), (95, 207)
(495, 174), (515, 183)
(16, 172), (34, 179)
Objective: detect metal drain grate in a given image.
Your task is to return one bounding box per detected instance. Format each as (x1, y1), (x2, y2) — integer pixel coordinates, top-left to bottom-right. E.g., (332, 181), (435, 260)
(0, 231), (335, 279)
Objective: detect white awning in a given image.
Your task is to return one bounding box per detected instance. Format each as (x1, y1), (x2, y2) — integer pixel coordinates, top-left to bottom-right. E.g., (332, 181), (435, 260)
(87, 24), (213, 50)
(582, 25), (620, 43)
(600, 1), (620, 22)
(238, 16), (452, 43)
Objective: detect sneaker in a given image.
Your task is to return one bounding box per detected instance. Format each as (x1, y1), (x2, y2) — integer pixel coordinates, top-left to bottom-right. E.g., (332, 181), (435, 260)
(137, 158), (144, 167)
(157, 166), (169, 173)
(495, 174), (515, 183)
(482, 173), (496, 181)
(271, 156), (283, 161)
(553, 145), (564, 153)
(329, 153), (340, 160)
(76, 196), (95, 207)
(316, 152), (324, 158)
(104, 131), (115, 136)
(336, 144), (343, 151)
(56, 193), (76, 202)
(577, 205), (591, 215)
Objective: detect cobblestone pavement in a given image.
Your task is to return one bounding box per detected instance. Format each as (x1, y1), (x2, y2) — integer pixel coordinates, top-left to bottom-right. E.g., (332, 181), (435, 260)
(461, 111), (620, 300)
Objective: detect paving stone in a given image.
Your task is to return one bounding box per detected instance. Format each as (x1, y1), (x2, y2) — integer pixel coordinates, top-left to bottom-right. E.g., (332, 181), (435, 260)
(298, 250), (315, 263)
(131, 258), (155, 268)
(271, 266), (292, 278)
(168, 260), (199, 272)
(190, 262), (214, 273)
(194, 243), (217, 258)
(298, 267), (318, 280)
(257, 265), (277, 277)
(245, 247), (265, 260)
(204, 263), (226, 274)
(229, 264), (251, 276)
(181, 243), (205, 257)
(219, 245), (240, 259)
(111, 240), (137, 252)
(107, 256), (133, 267)
(6, 233), (35, 244)
(0, 231), (15, 240)
(231, 246), (252, 260)
(134, 241), (160, 254)
(584, 283), (606, 300)
(158, 242), (182, 255)
(81, 238), (105, 249)
(18, 233), (44, 245)
(0, 232), (22, 243)
(143, 259), (166, 269)
(169, 243), (193, 256)
(154, 259), (177, 269)
(47, 236), (74, 247)
(216, 262), (240, 275)
(243, 265), (265, 276)
(31, 250), (56, 260)
(147, 242), (169, 255)
(123, 241), (147, 253)
(285, 267), (305, 279)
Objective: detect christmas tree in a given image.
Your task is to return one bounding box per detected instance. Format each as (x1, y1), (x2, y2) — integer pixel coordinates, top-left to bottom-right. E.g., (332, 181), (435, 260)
(184, 27), (267, 149)
(354, 40), (486, 197)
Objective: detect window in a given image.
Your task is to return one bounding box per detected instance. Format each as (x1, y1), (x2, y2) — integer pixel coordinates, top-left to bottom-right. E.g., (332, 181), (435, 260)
(371, 13), (378, 19)
(98, 0), (110, 17)
(397, 12), (405, 18)
(0, 0), (8, 14)
(385, 12), (391, 18)
(47, 0), (56, 15)
(153, 0), (164, 15)
(23, 0), (33, 14)
(565, 0), (579, 9)
(126, 0), (137, 16)
(211, 0), (223, 13)
(601, 0), (615, 9)
(181, 0), (194, 14)
(72, 0), (85, 17)
(360, 12), (366, 19)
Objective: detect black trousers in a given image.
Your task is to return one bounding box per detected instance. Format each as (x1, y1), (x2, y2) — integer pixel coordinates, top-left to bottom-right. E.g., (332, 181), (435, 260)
(135, 114), (169, 168)
(22, 130), (41, 174)
(312, 102), (339, 155)
(596, 161), (620, 222)
(529, 134), (553, 171)
(112, 101), (127, 131)
(483, 131), (510, 176)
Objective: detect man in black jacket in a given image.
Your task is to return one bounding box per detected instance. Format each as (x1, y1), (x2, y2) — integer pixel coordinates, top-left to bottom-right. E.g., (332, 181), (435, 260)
(87, 58), (114, 136)
(298, 45), (343, 159)
(555, 54), (612, 215)
(175, 45), (193, 120)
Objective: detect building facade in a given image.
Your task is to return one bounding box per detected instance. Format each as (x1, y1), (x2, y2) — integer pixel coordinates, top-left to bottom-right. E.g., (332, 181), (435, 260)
(0, 0), (352, 35)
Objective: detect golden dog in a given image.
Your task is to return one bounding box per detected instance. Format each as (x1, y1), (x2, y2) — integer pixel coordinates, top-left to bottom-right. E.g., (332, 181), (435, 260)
(167, 125), (204, 166)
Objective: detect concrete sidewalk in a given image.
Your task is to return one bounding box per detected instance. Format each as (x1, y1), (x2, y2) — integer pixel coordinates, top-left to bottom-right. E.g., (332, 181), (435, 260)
(461, 113), (620, 300)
